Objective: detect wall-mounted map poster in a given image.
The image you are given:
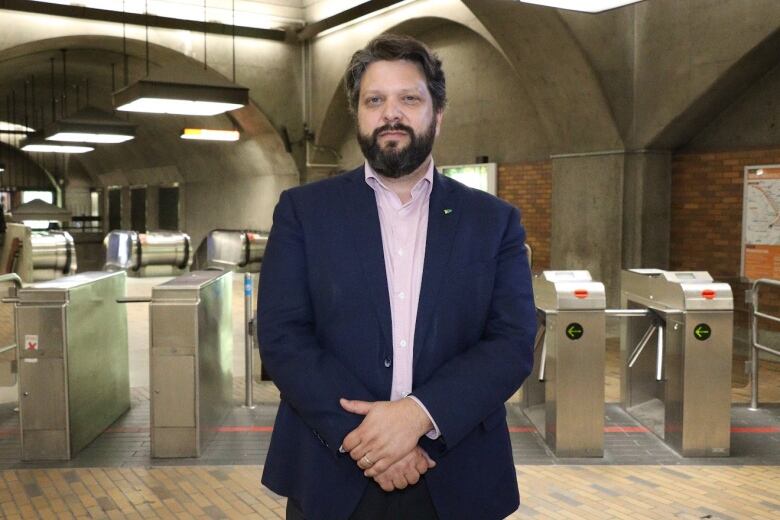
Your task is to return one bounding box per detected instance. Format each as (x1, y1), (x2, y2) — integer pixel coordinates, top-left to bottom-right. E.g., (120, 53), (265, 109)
(743, 165), (780, 280)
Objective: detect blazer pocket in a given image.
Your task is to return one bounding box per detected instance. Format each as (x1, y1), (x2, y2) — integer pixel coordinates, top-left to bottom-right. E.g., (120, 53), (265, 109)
(481, 406), (507, 432)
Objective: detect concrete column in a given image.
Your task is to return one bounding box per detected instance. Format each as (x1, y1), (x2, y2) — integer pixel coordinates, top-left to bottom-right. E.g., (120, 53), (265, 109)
(622, 151), (671, 270)
(551, 151), (671, 306)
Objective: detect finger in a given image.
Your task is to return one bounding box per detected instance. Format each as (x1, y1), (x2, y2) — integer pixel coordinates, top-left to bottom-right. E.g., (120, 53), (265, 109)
(414, 456), (428, 475)
(339, 398), (374, 415)
(405, 469), (420, 486)
(392, 475), (408, 490)
(364, 458), (392, 478)
(342, 429), (364, 453)
(377, 477), (394, 493)
(419, 448), (436, 468)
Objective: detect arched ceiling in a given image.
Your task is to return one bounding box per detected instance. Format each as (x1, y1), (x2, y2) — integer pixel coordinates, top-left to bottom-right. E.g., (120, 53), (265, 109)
(0, 35), (297, 187)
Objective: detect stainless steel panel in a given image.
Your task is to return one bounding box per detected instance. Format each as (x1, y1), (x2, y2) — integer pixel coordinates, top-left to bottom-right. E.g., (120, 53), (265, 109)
(104, 230), (191, 277)
(545, 310), (605, 457)
(680, 312), (732, 456)
(152, 356), (196, 428)
(30, 231), (77, 281)
(19, 358), (67, 431)
(21, 430), (69, 461)
(207, 230), (267, 273)
(525, 270), (606, 457)
(620, 268), (732, 457)
(15, 271), (129, 460)
(149, 270), (233, 458)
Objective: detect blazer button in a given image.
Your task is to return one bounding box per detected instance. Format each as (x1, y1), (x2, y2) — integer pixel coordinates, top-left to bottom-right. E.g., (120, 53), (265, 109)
(384, 357), (392, 368)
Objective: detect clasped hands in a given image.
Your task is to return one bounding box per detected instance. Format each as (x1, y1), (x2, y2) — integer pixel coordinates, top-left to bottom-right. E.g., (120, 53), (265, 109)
(340, 397), (436, 492)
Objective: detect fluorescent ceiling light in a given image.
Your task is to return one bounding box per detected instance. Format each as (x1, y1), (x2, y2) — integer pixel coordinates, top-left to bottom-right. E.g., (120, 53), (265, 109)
(43, 106), (137, 143)
(21, 133), (94, 153)
(22, 143), (94, 153)
(519, 0), (644, 13)
(0, 121), (35, 133)
(181, 128), (240, 142)
(48, 132), (134, 143)
(113, 73), (249, 116)
(28, 0), (303, 31)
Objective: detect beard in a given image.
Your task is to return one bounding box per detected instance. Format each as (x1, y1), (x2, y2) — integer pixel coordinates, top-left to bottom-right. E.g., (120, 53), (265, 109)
(357, 116), (437, 179)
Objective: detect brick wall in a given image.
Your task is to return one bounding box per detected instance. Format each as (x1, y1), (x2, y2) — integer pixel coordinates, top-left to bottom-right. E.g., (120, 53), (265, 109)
(670, 148), (780, 275)
(671, 148), (780, 332)
(498, 161), (552, 271)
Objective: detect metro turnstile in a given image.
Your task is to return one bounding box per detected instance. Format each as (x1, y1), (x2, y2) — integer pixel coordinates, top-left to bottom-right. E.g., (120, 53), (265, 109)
(14, 271), (129, 460)
(522, 270), (606, 457)
(206, 230), (268, 273)
(104, 230), (192, 277)
(621, 269), (733, 457)
(149, 270), (233, 458)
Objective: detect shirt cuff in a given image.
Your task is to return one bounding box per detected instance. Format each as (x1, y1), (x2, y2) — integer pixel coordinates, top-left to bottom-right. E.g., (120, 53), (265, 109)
(406, 395), (441, 440)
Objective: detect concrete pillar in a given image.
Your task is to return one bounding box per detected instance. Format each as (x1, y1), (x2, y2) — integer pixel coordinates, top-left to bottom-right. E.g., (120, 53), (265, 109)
(551, 151), (671, 306)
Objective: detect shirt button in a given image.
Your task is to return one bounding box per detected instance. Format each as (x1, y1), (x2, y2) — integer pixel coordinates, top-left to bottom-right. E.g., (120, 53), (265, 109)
(399, 340), (407, 348)
(398, 292), (405, 299)
(384, 357), (392, 368)
(398, 249), (404, 256)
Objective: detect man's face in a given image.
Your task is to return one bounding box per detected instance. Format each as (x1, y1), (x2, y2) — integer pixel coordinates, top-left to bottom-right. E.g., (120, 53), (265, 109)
(356, 59), (443, 178)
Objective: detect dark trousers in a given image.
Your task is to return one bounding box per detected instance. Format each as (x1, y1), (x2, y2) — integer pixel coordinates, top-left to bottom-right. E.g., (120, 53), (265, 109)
(286, 479), (438, 520)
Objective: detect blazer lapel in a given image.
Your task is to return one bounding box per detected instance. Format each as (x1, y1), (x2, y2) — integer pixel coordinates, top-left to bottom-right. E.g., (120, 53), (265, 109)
(344, 168), (393, 350)
(413, 171), (462, 365)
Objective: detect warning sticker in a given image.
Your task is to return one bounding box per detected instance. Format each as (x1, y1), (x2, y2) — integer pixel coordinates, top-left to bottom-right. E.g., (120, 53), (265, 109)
(24, 335), (39, 351)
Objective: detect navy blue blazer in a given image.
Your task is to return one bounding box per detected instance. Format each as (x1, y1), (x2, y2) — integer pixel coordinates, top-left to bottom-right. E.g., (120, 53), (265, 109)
(258, 166), (536, 520)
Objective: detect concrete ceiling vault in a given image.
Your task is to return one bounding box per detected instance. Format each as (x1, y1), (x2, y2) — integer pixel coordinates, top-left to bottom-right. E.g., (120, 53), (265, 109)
(0, 34), (297, 188)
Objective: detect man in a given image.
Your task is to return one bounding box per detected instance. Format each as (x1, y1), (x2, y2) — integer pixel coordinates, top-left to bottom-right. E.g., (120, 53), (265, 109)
(258, 34), (536, 520)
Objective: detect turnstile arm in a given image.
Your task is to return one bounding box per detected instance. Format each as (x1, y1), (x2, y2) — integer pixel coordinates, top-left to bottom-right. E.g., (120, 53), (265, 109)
(535, 323), (547, 382)
(628, 322), (657, 368)
(656, 322), (665, 382)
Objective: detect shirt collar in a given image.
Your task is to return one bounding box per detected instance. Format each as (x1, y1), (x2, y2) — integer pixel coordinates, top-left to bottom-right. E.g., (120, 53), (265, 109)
(364, 158), (435, 197)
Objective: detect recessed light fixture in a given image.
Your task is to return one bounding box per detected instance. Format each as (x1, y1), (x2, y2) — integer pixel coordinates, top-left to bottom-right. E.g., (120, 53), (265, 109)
(180, 128), (240, 142)
(44, 106), (136, 144)
(113, 72), (249, 116)
(519, 0), (644, 13)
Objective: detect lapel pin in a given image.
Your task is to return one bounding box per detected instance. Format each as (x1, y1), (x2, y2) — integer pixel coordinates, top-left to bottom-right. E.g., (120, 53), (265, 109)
(443, 208), (453, 215)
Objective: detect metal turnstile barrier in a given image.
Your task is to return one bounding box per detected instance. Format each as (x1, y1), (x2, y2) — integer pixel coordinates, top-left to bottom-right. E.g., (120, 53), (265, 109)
(149, 270), (233, 458)
(206, 230), (268, 273)
(1, 224), (77, 283)
(104, 230), (192, 277)
(748, 278), (780, 410)
(11, 271), (129, 460)
(522, 270), (606, 457)
(620, 269), (733, 457)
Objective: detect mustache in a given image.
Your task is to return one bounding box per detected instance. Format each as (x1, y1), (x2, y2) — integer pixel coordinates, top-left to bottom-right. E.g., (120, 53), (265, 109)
(372, 123), (415, 139)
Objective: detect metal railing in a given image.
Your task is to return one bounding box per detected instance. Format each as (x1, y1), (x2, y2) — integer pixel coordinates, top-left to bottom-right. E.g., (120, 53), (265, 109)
(749, 278), (780, 410)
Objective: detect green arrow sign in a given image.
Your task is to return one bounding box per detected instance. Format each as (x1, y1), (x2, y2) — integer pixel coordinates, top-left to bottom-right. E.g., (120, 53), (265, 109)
(566, 323), (584, 340)
(693, 323), (711, 341)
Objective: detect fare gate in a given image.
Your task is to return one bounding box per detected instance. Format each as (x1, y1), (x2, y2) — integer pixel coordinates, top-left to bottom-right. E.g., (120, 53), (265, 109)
(11, 271), (129, 460)
(149, 270), (233, 458)
(620, 269), (733, 457)
(523, 270), (606, 457)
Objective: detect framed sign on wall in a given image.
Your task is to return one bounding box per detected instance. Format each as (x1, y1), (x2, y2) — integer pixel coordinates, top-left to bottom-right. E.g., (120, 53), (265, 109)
(742, 164), (780, 280)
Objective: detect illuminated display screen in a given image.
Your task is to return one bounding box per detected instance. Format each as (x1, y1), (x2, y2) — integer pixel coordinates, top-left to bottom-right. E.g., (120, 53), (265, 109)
(441, 163), (497, 195)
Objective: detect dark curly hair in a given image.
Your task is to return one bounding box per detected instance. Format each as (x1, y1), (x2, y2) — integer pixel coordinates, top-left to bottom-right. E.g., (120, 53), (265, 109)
(344, 34), (447, 115)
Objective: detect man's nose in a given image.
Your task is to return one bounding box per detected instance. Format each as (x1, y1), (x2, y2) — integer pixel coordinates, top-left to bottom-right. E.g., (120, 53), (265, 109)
(381, 98), (403, 122)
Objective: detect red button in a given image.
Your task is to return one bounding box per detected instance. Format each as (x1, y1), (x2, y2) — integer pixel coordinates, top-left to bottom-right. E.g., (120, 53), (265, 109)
(574, 289), (588, 299)
(701, 289), (716, 299)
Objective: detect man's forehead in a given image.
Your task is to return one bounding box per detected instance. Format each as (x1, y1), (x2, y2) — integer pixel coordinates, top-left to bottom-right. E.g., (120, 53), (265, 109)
(361, 59), (427, 89)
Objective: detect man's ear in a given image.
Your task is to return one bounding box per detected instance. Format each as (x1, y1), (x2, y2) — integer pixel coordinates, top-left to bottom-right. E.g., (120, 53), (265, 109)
(435, 110), (444, 136)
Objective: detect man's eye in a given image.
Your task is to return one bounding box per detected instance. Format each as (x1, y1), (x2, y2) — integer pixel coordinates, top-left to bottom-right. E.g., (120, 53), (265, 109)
(366, 97), (382, 105)
(403, 96), (419, 103)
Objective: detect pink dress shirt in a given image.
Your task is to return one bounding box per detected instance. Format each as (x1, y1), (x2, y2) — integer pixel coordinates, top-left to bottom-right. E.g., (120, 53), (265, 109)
(365, 161), (441, 439)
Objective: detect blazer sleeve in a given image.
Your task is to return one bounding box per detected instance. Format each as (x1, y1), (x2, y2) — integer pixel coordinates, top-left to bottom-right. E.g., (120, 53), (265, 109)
(411, 205), (536, 452)
(257, 189), (375, 456)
